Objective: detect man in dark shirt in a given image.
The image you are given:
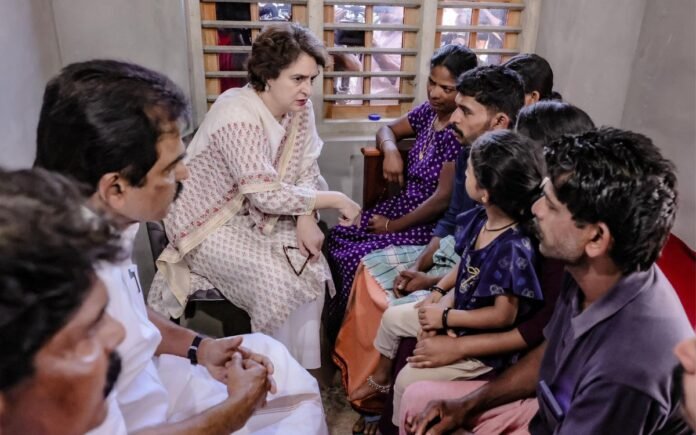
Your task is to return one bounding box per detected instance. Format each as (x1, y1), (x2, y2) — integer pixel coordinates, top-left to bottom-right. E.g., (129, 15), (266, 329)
(394, 65), (524, 294)
(406, 127), (694, 434)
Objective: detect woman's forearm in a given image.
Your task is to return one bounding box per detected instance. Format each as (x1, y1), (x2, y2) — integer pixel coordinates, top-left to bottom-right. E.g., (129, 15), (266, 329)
(314, 191), (347, 210)
(388, 162), (455, 232)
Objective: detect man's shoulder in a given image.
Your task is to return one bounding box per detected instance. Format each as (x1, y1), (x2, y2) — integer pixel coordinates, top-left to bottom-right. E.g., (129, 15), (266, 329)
(579, 267), (692, 402)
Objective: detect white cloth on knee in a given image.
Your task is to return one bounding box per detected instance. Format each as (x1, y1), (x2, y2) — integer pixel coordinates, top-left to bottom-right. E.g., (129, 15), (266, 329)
(157, 333), (328, 434)
(88, 224), (327, 434)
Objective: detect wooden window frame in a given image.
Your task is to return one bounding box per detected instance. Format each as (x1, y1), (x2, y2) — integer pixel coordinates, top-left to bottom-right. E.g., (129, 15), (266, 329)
(185, 0), (541, 134)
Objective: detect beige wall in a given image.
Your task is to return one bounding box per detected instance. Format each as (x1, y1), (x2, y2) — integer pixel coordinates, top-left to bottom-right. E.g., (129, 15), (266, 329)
(0, 0), (62, 169)
(621, 0), (696, 248)
(534, 0), (695, 248)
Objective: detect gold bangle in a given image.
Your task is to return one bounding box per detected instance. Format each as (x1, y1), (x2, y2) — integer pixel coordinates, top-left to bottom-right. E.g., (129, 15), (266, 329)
(385, 219), (390, 232)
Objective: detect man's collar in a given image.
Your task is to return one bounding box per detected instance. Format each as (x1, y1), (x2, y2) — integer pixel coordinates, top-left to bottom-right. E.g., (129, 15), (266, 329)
(569, 266), (656, 340)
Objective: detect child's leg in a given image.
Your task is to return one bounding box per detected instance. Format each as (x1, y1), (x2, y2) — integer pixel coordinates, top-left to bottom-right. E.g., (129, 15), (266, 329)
(392, 358), (492, 426)
(373, 301), (422, 358)
(350, 302), (422, 401)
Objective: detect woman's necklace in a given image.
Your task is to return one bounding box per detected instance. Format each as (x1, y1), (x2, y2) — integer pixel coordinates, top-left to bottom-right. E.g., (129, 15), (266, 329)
(419, 117), (438, 161)
(483, 220), (517, 232)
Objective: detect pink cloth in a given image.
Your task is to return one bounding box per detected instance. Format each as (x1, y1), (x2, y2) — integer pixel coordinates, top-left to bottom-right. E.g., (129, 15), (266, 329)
(399, 380), (538, 435)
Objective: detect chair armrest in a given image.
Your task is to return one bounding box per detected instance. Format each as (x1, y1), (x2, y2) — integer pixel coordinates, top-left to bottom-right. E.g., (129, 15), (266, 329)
(361, 147), (387, 210)
(361, 147), (383, 157)
(361, 140), (414, 210)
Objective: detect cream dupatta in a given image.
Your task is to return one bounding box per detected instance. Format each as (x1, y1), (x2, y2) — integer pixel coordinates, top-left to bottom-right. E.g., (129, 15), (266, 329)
(156, 87), (303, 308)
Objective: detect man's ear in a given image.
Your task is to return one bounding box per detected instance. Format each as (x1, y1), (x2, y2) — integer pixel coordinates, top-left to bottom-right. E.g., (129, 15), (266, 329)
(490, 112), (511, 130)
(529, 91), (541, 104)
(96, 172), (127, 210)
(585, 222), (612, 259)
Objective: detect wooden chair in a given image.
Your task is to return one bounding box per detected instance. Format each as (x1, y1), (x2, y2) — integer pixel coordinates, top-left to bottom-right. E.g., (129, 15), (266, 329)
(146, 221), (252, 336)
(360, 138), (414, 209)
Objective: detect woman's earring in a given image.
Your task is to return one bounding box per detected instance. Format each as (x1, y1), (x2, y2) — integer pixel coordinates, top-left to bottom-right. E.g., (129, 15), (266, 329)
(264, 83), (270, 92)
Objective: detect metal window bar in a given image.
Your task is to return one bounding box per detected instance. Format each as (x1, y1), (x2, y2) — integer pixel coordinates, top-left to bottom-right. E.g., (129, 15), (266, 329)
(201, 0), (307, 4)
(436, 1), (524, 10)
(435, 0), (525, 65)
(322, 2), (422, 119)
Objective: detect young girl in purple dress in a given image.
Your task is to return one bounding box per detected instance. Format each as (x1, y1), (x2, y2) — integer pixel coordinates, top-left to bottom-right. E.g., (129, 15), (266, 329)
(350, 130), (546, 422)
(326, 45), (478, 338)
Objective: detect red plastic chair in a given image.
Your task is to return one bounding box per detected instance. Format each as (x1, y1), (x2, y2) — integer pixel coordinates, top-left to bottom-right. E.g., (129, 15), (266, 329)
(657, 233), (696, 327)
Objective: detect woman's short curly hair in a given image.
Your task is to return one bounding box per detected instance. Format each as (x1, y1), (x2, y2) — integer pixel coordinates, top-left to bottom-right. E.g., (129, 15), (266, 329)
(247, 23), (327, 91)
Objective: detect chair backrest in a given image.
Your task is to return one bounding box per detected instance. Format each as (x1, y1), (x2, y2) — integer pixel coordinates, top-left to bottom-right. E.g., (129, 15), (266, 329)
(146, 221), (168, 270)
(657, 233), (696, 327)
(361, 138), (413, 209)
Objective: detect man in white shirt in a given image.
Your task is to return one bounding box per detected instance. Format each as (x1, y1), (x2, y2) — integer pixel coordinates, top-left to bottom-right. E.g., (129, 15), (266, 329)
(34, 59), (328, 435)
(0, 168), (127, 435)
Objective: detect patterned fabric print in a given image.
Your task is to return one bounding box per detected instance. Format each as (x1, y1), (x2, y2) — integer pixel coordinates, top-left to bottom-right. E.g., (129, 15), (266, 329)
(148, 96), (330, 335)
(326, 102), (462, 335)
(451, 207), (544, 370)
(186, 216), (329, 334)
(362, 235), (459, 295)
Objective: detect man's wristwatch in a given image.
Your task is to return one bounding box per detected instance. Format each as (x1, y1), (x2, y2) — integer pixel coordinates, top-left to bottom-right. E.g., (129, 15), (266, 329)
(188, 335), (205, 365)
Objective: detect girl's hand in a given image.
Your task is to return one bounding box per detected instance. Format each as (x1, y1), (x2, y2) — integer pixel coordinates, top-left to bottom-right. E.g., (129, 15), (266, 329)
(296, 215), (323, 261)
(418, 304), (444, 330)
(367, 214), (391, 234)
(414, 291), (442, 309)
(382, 149), (404, 186)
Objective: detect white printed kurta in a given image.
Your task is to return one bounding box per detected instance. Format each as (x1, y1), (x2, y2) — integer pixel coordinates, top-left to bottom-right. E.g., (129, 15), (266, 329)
(147, 86), (332, 368)
(89, 224), (328, 435)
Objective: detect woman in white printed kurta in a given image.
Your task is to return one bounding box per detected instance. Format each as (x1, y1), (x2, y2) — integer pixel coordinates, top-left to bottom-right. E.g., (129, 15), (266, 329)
(148, 23), (360, 368)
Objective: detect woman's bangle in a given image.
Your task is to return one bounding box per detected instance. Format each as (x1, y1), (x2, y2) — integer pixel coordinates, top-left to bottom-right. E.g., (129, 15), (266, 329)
(442, 307), (451, 330)
(385, 219), (390, 232)
(430, 286), (448, 297)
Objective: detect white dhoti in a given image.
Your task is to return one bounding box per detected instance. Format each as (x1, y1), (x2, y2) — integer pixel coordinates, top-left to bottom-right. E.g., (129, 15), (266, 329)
(157, 333), (327, 434)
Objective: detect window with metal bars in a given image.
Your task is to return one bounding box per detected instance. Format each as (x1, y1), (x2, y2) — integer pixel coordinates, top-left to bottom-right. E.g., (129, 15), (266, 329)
(186, 0), (536, 127)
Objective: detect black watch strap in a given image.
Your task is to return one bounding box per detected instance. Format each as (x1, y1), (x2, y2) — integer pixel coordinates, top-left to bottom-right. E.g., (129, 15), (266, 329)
(188, 335), (205, 365)
(430, 286), (448, 297)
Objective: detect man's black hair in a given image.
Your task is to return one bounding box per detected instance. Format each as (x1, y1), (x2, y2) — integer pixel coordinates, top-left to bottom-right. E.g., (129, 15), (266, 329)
(0, 168), (122, 391)
(516, 101), (595, 145)
(545, 127), (678, 273)
(456, 65), (525, 125)
(34, 59), (190, 192)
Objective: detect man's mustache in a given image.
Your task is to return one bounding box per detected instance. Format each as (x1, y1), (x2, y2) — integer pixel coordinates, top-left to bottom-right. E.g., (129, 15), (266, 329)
(450, 123), (463, 139)
(173, 181), (184, 201)
(103, 352), (122, 398)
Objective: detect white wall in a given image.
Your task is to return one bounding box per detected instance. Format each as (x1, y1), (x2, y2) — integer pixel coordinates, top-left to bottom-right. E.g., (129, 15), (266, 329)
(535, 0), (695, 248)
(0, 0), (62, 169)
(621, 0), (696, 247)
(50, 0), (192, 103)
(534, 0), (648, 126)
